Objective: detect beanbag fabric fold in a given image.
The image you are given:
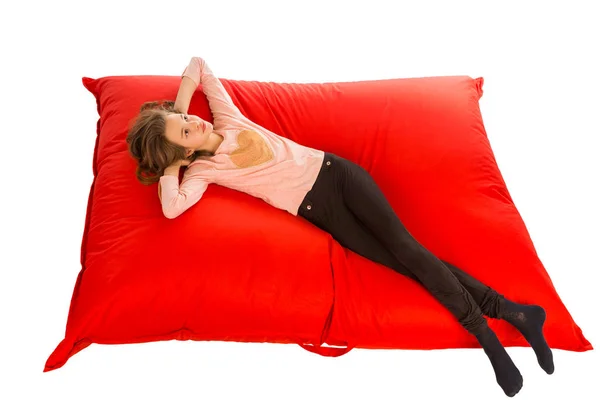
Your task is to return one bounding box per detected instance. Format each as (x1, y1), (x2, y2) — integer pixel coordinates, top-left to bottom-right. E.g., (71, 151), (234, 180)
(44, 73), (592, 372)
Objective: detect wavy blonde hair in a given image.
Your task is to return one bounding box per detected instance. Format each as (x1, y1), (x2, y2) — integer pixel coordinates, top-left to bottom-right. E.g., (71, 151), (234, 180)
(126, 100), (214, 185)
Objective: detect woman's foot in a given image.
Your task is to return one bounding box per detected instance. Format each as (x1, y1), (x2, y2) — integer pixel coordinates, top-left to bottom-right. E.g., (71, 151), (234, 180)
(475, 325), (523, 397)
(501, 299), (554, 374)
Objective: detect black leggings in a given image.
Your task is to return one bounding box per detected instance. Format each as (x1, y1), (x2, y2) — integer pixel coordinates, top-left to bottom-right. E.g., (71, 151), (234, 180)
(297, 153), (506, 335)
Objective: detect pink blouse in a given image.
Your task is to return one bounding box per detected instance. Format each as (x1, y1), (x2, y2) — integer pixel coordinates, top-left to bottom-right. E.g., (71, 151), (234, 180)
(159, 57), (325, 219)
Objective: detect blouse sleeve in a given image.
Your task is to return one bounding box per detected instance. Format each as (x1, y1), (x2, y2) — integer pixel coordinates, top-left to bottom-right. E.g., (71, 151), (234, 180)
(181, 56), (247, 125)
(159, 173), (209, 219)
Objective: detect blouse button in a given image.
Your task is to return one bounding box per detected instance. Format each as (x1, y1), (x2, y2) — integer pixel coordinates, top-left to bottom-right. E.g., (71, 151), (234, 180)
(306, 205), (312, 210)
(326, 161), (331, 166)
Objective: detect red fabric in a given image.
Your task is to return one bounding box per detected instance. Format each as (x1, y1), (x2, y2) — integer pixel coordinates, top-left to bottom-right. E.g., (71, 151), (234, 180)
(44, 74), (592, 372)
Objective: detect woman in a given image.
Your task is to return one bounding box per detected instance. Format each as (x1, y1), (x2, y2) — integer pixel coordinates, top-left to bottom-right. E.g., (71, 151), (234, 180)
(126, 56), (553, 397)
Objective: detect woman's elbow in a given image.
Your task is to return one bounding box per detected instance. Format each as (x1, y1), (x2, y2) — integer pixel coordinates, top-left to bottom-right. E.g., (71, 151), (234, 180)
(162, 207), (181, 219)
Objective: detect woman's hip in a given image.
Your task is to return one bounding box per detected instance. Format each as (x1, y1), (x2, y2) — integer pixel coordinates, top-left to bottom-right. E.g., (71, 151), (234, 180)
(297, 152), (362, 224)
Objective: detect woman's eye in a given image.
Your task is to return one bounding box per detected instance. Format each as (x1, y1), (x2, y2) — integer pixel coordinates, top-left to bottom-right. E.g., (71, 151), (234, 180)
(185, 130), (189, 137)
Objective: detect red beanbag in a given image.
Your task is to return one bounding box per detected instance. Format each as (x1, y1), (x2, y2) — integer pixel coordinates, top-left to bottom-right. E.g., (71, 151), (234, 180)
(44, 73), (592, 372)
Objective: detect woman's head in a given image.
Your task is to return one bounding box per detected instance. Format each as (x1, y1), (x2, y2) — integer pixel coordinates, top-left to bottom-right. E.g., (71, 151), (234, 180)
(126, 100), (214, 185)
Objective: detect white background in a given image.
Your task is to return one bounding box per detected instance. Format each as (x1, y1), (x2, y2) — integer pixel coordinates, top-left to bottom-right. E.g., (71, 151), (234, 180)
(1, 1), (598, 399)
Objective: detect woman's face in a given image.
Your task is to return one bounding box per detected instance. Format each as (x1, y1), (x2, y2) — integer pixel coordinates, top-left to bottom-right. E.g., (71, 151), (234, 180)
(164, 113), (214, 157)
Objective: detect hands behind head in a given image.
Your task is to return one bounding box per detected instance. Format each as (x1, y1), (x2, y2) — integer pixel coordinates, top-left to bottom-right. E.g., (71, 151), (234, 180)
(167, 157), (192, 169)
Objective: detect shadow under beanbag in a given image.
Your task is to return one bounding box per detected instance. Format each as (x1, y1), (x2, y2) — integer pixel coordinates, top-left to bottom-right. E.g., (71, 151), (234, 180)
(44, 73), (592, 372)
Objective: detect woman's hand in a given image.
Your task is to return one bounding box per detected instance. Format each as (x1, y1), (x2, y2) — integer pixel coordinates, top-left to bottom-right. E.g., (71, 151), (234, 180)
(168, 158), (191, 169)
(163, 157), (191, 177)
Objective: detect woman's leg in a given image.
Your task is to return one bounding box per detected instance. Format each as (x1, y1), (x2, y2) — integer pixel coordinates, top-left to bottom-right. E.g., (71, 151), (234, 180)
(298, 153), (523, 396)
(311, 168), (552, 376)
(339, 162), (488, 334)
(324, 155), (552, 374)
(299, 154), (489, 332)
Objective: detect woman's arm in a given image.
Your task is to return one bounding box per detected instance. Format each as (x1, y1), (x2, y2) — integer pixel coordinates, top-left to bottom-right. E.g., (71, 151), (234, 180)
(173, 76), (197, 115)
(180, 56), (246, 123)
(158, 159), (190, 201)
(159, 174), (210, 219)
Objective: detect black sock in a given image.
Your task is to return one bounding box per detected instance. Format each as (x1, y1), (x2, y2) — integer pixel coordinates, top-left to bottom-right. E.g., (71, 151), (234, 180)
(474, 325), (523, 397)
(501, 298), (554, 374)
